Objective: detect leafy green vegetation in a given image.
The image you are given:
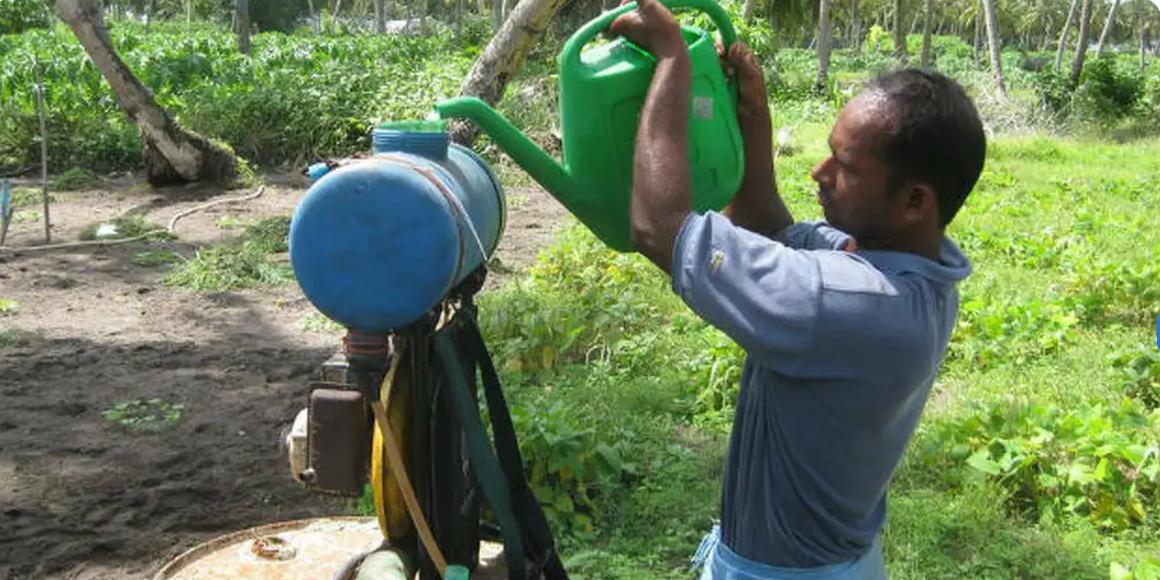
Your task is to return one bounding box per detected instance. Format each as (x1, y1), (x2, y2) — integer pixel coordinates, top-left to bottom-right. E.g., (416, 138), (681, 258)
(51, 167), (98, 191)
(164, 216), (292, 290)
(131, 249), (179, 267)
(299, 311), (344, 334)
(0, 328), (40, 348)
(6, 6), (1160, 577)
(103, 398), (184, 431)
(0, 298), (18, 315)
(78, 214), (165, 241)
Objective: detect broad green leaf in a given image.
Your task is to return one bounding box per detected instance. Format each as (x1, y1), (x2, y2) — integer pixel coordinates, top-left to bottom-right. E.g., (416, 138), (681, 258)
(967, 448), (1002, 476)
(1094, 457), (1110, 481)
(1110, 562), (1132, 580)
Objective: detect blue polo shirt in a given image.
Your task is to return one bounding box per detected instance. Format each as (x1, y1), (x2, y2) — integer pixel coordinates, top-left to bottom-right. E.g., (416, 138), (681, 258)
(671, 212), (972, 568)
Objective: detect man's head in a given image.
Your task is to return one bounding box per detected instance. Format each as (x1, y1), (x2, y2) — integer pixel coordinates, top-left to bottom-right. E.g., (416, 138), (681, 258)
(811, 69), (985, 250)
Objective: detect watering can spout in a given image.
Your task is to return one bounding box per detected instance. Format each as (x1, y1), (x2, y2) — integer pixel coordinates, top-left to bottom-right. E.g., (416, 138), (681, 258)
(435, 97), (576, 208)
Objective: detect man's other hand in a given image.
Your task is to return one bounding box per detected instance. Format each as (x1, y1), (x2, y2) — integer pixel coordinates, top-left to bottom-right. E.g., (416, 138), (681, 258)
(717, 40), (770, 124)
(608, 0), (686, 60)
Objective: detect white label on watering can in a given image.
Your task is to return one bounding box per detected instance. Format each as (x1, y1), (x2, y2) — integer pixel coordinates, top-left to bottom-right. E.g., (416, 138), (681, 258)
(694, 96), (714, 120)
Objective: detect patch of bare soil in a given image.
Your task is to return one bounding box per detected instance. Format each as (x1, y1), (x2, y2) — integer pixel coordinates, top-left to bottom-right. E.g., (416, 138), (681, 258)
(0, 174), (568, 579)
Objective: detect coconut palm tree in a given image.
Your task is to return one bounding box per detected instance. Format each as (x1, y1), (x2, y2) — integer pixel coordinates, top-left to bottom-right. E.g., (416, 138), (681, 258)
(1097, 0), (1123, 55)
(817, 0), (833, 88)
(1072, 0), (1095, 85)
(981, 0), (1005, 95)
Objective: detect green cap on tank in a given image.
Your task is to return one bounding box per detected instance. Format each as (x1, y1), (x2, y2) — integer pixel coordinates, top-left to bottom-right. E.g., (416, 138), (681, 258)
(375, 119), (447, 133)
(444, 564), (470, 580)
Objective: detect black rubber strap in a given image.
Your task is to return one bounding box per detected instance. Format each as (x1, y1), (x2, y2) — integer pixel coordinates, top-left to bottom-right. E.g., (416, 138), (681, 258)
(462, 318), (569, 580)
(434, 330), (528, 580)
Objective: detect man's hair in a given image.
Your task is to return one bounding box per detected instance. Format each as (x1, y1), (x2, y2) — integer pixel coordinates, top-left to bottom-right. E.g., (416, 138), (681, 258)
(866, 69), (986, 227)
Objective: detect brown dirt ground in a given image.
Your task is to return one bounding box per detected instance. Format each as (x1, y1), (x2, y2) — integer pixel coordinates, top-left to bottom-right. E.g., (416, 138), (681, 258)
(0, 173), (568, 579)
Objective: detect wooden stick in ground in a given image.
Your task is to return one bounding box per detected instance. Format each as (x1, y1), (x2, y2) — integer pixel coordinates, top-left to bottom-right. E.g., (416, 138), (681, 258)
(33, 56), (50, 243)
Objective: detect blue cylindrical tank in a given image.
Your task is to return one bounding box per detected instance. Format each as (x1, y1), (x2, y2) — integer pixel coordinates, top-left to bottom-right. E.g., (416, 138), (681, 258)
(289, 126), (505, 333)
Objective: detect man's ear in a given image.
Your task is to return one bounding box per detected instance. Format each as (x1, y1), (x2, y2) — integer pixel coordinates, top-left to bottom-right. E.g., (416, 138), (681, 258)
(902, 182), (937, 224)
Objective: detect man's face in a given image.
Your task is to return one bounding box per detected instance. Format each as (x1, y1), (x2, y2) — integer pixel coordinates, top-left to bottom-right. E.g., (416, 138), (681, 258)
(811, 93), (904, 242)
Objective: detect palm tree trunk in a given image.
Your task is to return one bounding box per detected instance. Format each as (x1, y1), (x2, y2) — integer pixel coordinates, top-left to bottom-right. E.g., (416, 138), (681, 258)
(973, 10), (981, 64)
(57, 0), (236, 186)
(816, 0), (833, 89)
(742, 0), (756, 22)
(849, 0), (859, 52)
(1139, 1), (1148, 73)
(1055, 0), (1078, 71)
(893, 0), (907, 62)
(981, 0), (1005, 95)
(236, 0), (251, 54)
(451, 0), (570, 145)
(374, 0), (386, 32)
(1041, 19), (1054, 51)
(1071, 0), (1094, 85)
(1096, 0), (1120, 56)
(920, 0), (933, 70)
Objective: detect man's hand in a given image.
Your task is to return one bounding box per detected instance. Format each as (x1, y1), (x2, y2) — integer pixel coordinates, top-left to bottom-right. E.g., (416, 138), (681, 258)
(717, 41), (793, 240)
(719, 41), (770, 124)
(608, 0), (685, 60)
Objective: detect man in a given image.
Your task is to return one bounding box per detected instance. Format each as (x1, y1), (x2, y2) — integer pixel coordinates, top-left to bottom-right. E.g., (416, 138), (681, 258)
(608, 0), (985, 578)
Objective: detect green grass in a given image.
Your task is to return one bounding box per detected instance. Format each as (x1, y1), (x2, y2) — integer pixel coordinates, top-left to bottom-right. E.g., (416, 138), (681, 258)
(0, 298), (18, 315)
(131, 249), (180, 267)
(78, 214), (167, 241)
(51, 167), (98, 191)
(103, 398), (184, 431)
(165, 216), (292, 291)
(299, 312), (344, 334)
(0, 328), (40, 348)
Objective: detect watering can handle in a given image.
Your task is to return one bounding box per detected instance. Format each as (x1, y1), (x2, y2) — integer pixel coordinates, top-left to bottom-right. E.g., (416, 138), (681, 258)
(560, 0), (738, 67)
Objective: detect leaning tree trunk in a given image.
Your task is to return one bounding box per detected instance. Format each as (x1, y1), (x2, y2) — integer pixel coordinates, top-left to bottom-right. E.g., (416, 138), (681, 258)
(816, 0), (833, 89)
(450, 0), (570, 146)
(920, 0), (933, 70)
(236, 0), (251, 54)
(374, 0), (386, 32)
(893, 0), (907, 62)
(1096, 0), (1121, 56)
(1055, 0), (1078, 71)
(1071, 0), (1095, 85)
(56, 0), (236, 186)
(981, 0), (1005, 96)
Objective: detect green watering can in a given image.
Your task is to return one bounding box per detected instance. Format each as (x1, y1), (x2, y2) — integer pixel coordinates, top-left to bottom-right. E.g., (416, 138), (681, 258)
(435, 0), (744, 252)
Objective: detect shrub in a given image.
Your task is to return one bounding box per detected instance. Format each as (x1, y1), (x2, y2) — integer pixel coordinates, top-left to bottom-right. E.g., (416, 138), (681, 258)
(1109, 346), (1160, 410)
(512, 401), (636, 540)
(917, 399), (1160, 532)
(0, 0), (50, 35)
(1073, 57), (1144, 122)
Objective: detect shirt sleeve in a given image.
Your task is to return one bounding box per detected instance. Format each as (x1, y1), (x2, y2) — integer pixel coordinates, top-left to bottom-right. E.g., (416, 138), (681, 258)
(671, 211), (822, 369)
(780, 220), (854, 251)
